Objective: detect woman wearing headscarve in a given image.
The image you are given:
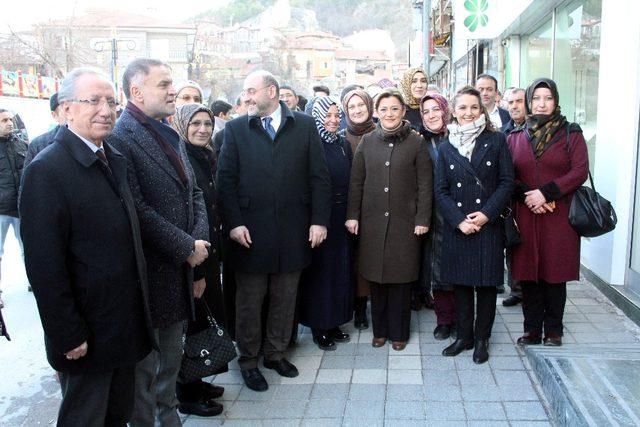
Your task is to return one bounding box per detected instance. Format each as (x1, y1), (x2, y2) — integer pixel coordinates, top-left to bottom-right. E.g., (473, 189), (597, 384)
(507, 78), (589, 347)
(339, 90), (377, 330)
(346, 88), (433, 351)
(299, 96), (354, 351)
(172, 104), (226, 417)
(417, 93), (456, 340)
(435, 86), (514, 364)
(400, 67), (428, 130)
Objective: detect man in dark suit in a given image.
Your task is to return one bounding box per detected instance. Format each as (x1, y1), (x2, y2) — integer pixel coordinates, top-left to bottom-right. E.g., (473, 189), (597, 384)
(24, 92), (66, 167)
(217, 70), (331, 391)
(110, 58), (210, 426)
(19, 67), (153, 426)
(476, 74), (511, 130)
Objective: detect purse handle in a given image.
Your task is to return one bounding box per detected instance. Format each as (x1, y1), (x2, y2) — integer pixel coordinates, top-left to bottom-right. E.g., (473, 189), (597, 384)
(564, 125), (595, 190)
(200, 299), (224, 336)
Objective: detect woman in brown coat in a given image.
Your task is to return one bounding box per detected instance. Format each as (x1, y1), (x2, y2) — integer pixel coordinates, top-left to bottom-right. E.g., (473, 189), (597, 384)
(346, 88), (433, 351)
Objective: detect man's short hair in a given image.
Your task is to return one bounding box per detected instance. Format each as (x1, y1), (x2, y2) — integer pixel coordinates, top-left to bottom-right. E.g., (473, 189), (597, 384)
(280, 85), (297, 97)
(476, 73), (498, 90)
(122, 58), (170, 100)
(246, 70), (280, 97)
(0, 109), (8, 114)
(210, 100), (233, 117)
(58, 67), (112, 103)
(510, 88), (525, 97)
(313, 85), (330, 96)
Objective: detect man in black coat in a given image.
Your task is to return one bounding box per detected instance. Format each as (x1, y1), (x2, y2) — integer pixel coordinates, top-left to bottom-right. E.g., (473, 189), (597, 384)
(110, 58), (210, 426)
(24, 92), (66, 167)
(19, 68), (154, 426)
(217, 70), (331, 391)
(476, 74), (511, 130)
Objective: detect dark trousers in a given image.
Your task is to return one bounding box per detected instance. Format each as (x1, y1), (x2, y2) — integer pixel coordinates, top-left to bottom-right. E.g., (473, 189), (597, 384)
(235, 270), (301, 369)
(370, 282), (411, 342)
(521, 280), (566, 336)
(433, 290), (456, 326)
(506, 251), (522, 298)
(58, 364), (135, 427)
(454, 285), (497, 341)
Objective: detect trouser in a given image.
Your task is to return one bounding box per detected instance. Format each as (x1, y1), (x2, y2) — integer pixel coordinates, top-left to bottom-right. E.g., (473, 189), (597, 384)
(454, 285), (497, 341)
(0, 214), (23, 291)
(370, 282), (412, 342)
(235, 270), (301, 369)
(58, 364), (135, 427)
(130, 321), (185, 427)
(521, 280), (567, 336)
(506, 251), (522, 298)
(433, 290), (456, 326)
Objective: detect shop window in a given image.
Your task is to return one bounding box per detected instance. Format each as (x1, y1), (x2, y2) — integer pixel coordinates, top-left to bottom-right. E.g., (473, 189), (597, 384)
(520, 18), (553, 87)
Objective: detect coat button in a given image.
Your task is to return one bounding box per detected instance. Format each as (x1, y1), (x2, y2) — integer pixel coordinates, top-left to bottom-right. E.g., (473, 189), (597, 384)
(476, 199), (481, 204)
(209, 182), (213, 187)
(384, 187), (389, 192)
(457, 202), (462, 207)
(384, 212), (389, 217)
(457, 183), (461, 188)
(484, 143), (488, 147)
(486, 161), (492, 166)
(212, 249), (217, 254)
(385, 161), (390, 166)
(450, 165), (454, 169)
(389, 143), (394, 147)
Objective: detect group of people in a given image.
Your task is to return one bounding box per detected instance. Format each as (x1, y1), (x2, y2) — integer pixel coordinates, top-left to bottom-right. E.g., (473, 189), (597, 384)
(0, 59), (589, 425)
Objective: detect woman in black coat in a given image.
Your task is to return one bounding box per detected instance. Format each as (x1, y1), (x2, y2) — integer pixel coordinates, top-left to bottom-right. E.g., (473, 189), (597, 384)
(173, 104), (226, 416)
(435, 86), (514, 364)
(299, 96), (354, 351)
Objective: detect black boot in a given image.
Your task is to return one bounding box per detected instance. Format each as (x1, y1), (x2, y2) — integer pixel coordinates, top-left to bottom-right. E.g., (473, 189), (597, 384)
(442, 339), (474, 356)
(354, 297), (369, 330)
(473, 339), (490, 364)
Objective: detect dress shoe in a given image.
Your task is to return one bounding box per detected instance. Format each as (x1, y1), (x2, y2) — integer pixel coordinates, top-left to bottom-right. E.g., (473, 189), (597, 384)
(442, 339), (474, 356)
(372, 337), (387, 347)
(263, 358), (299, 377)
(517, 332), (542, 346)
(421, 293), (435, 310)
(241, 368), (268, 392)
(328, 327), (350, 343)
(543, 333), (562, 346)
(433, 324), (452, 341)
(178, 398), (223, 417)
(201, 382), (225, 400)
(313, 334), (336, 351)
(391, 341), (407, 351)
(473, 339), (490, 364)
(502, 295), (522, 307)
(496, 284), (506, 294)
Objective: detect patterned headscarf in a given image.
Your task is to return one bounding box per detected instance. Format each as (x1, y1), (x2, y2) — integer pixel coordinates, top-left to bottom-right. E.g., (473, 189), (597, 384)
(524, 78), (567, 158)
(419, 93), (450, 135)
(342, 90), (375, 136)
(312, 96), (342, 144)
(173, 103), (214, 143)
(400, 67), (427, 109)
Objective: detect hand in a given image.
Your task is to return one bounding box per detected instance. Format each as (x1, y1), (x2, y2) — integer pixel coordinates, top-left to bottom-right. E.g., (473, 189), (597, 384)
(65, 341), (88, 360)
(524, 189), (547, 211)
(187, 240), (211, 267)
(229, 226), (252, 248)
(414, 225), (429, 235)
(466, 211), (489, 227)
(458, 220), (481, 235)
(345, 220), (359, 235)
(309, 225), (327, 248)
(193, 278), (206, 299)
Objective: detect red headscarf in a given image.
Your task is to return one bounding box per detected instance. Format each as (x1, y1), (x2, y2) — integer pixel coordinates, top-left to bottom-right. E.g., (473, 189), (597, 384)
(419, 93), (450, 135)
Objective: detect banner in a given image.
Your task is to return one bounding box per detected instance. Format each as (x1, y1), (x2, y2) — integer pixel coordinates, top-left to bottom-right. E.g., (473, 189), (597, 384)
(1, 71), (20, 96)
(453, 0), (533, 40)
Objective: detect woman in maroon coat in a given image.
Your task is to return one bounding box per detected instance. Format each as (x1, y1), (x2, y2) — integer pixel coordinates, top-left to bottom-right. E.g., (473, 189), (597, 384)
(507, 78), (589, 347)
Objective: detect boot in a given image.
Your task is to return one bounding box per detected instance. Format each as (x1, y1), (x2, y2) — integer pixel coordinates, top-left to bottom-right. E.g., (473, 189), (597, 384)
(353, 297), (369, 330)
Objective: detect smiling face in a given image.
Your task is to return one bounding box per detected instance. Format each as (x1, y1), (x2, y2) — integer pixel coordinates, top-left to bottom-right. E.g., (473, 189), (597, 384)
(187, 111), (214, 147)
(347, 95), (369, 125)
(130, 65), (176, 120)
(421, 99), (444, 132)
(410, 71), (428, 99)
(476, 77), (497, 110)
(323, 105), (340, 133)
(453, 93), (482, 126)
(377, 95), (405, 129)
(243, 74), (277, 117)
(531, 87), (556, 115)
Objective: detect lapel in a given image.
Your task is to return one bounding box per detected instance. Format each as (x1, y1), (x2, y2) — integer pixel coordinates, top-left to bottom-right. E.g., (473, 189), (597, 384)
(247, 101), (296, 142)
(470, 131), (492, 170)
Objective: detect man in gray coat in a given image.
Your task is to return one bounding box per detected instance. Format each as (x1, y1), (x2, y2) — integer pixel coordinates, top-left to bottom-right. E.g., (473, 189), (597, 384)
(110, 58), (210, 426)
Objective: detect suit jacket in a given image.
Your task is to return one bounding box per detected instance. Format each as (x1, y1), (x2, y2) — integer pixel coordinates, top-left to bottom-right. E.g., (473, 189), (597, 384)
(19, 126), (153, 373)
(110, 109), (209, 328)
(24, 125), (60, 168)
(498, 107), (511, 128)
(217, 101), (331, 274)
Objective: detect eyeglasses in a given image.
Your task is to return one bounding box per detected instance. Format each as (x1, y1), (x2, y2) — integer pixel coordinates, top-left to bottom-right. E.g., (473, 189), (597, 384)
(177, 94), (203, 103)
(68, 98), (118, 110)
(241, 86), (270, 97)
(189, 120), (214, 128)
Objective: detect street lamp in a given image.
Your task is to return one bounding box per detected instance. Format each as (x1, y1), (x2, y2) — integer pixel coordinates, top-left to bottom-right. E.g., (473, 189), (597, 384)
(91, 37), (137, 94)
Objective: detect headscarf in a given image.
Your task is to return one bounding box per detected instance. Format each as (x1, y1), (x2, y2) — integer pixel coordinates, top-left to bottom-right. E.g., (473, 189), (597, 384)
(342, 90), (375, 136)
(175, 80), (204, 101)
(173, 103), (214, 143)
(400, 67), (427, 110)
(525, 77), (567, 158)
(378, 78), (396, 89)
(447, 114), (486, 160)
(419, 93), (450, 135)
(312, 96), (342, 144)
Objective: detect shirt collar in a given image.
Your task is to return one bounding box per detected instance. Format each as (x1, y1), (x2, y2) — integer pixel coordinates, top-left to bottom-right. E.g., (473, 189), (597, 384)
(68, 126), (102, 153)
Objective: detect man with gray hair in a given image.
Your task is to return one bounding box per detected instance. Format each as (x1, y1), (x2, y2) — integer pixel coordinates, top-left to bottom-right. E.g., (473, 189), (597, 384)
(19, 67), (154, 425)
(110, 58), (210, 425)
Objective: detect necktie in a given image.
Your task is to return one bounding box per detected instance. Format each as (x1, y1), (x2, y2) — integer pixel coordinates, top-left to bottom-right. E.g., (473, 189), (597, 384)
(262, 116), (277, 140)
(96, 148), (109, 166)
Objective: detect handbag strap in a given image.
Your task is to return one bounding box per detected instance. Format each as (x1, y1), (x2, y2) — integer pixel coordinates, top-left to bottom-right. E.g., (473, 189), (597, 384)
(200, 299), (222, 332)
(564, 125), (595, 190)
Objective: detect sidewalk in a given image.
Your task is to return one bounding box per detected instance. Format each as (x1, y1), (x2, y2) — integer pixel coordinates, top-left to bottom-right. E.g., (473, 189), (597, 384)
(1, 229), (639, 426)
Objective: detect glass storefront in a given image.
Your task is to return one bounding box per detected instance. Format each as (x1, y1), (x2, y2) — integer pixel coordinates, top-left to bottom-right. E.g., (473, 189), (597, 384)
(520, 19), (553, 87)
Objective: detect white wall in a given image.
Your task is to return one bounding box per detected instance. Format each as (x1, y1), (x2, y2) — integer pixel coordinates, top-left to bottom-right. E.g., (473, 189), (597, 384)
(580, 0), (640, 285)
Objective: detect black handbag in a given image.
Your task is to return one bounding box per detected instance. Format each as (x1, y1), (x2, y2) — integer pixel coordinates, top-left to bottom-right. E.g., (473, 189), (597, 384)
(179, 301), (237, 383)
(501, 205), (521, 247)
(564, 127), (617, 237)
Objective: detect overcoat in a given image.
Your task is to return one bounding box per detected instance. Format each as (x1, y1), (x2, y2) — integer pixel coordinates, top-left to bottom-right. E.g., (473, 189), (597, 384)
(347, 121), (433, 284)
(434, 129), (515, 287)
(111, 110), (209, 328)
(19, 126), (154, 373)
(507, 124), (588, 283)
(216, 102), (332, 274)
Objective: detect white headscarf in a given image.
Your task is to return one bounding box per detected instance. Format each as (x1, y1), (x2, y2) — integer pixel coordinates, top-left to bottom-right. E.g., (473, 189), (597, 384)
(446, 115), (486, 160)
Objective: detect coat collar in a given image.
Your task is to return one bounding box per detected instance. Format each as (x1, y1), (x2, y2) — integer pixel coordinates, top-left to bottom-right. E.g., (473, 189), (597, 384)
(247, 101), (295, 139)
(55, 125), (106, 168)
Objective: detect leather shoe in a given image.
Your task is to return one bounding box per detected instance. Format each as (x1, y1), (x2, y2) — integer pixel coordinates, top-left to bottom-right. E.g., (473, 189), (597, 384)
(313, 334), (336, 351)
(372, 337), (387, 347)
(473, 339), (490, 364)
(263, 358), (299, 378)
(433, 324), (452, 341)
(502, 295), (522, 307)
(391, 341), (407, 351)
(517, 333), (542, 346)
(201, 382), (224, 400)
(442, 339), (474, 356)
(241, 368), (268, 392)
(421, 293), (435, 310)
(543, 334), (562, 346)
(496, 284), (506, 294)
(178, 398), (223, 417)
(354, 313), (369, 330)
(328, 327), (350, 343)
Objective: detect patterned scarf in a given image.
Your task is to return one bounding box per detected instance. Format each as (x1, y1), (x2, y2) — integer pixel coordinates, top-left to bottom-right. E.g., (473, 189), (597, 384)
(400, 67), (427, 109)
(419, 93), (450, 135)
(525, 78), (567, 158)
(447, 115), (486, 160)
(173, 103), (216, 170)
(312, 96), (342, 144)
(342, 90), (375, 136)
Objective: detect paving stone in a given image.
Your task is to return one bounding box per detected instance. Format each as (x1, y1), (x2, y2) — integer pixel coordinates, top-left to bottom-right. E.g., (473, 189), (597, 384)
(504, 401), (549, 420)
(421, 355), (456, 370)
(423, 369), (459, 387)
(354, 343), (382, 356)
(424, 401), (466, 420)
(458, 369), (496, 386)
(488, 356), (526, 371)
(499, 384), (541, 401)
(226, 401), (271, 419)
(455, 354), (492, 371)
(272, 384), (313, 400)
(301, 419), (341, 427)
(387, 369), (423, 385)
(388, 355), (421, 370)
(264, 399), (307, 419)
(304, 399), (346, 419)
(384, 400), (425, 419)
(466, 421), (510, 427)
(420, 342), (446, 355)
(311, 383), (349, 400)
(385, 384), (425, 401)
(216, 383), (242, 402)
(341, 419), (384, 427)
(353, 354), (388, 369)
(348, 383), (386, 400)
(316, 369), (352, 384)
(493, 370), (532, 386)
(343, 400), (384, 419)
(332, 343), (357, 355)
(237, 384), (279, 401)
(464, 402), (507, 420)
(320, 355), (355, 369)
(289, 355), (323, 370)
(424, 384), (462, 401)
(280, 369), (317, 385)
(351, 368), (386, 384)
(461, 385), (502, 401)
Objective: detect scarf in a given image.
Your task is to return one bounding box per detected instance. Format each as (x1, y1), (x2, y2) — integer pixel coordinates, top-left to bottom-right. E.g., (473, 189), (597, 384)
(173, 103), (217, 171)
(312, 96), (342, 144)
(342, 90), (375, 137)
(375, 119), (412, 143)
(447, 115), (486, 160)
(525, 78), (567, 158)
(419, 93), (450, 135)
(400, 67), (426, 109)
